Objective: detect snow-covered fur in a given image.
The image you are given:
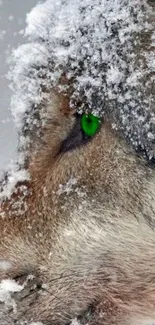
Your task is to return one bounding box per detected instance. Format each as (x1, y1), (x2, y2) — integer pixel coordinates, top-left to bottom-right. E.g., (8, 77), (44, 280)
(0, 1), (155, 325)
(8, 0), (155, 161)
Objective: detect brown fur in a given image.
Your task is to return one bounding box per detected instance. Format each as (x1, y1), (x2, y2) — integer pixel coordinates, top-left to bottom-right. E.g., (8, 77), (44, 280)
(1, 2), (155, 325)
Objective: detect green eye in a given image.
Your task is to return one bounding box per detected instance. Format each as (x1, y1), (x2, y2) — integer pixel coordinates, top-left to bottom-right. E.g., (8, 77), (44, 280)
(81, 113), (101, 136)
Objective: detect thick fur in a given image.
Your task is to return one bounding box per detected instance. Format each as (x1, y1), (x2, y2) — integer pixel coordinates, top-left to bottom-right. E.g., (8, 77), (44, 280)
(1, 2), (155, 325)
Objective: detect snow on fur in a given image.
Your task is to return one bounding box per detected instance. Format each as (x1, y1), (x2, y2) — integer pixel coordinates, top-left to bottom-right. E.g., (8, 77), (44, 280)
(0, 279), (24, 313)
(1, 0), (155, 196)
(0, 160), (29, 200)
(8, 0), (155, 157)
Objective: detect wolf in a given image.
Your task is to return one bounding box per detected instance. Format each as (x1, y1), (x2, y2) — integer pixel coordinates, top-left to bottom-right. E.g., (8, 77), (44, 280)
(0, 0), (155, 324)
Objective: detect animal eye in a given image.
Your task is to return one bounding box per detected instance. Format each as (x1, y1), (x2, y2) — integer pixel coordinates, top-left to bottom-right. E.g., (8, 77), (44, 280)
(81, 113), (101, 136)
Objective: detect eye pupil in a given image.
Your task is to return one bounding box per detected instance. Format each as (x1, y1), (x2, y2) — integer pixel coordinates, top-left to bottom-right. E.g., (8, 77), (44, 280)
(87, 118), (92, 124)
(81, 113), (101, 136)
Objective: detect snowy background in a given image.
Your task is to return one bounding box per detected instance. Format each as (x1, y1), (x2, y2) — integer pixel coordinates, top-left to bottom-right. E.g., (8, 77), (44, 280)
(0, 0), (38, 174)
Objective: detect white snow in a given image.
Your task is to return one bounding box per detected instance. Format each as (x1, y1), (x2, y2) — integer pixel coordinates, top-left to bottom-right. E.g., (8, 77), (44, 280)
(8, 15), (14, 22)
(0, 279), (23, 294)
(0, 30), (6, 40)
(0, 160), (29, 200)
(0, 279), (24, 313)
(70, 319), (81, 325)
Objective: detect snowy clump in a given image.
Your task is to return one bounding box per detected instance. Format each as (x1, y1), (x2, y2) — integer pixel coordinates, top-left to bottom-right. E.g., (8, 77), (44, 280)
(0, 279), (24, 313)
(0, 159), (29, 200)
(70, 318), (81, 325)
(7, 0), (155, 161)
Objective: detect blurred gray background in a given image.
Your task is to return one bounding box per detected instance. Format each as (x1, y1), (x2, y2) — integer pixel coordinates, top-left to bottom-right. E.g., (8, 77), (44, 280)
(0, 0), (38, 174)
